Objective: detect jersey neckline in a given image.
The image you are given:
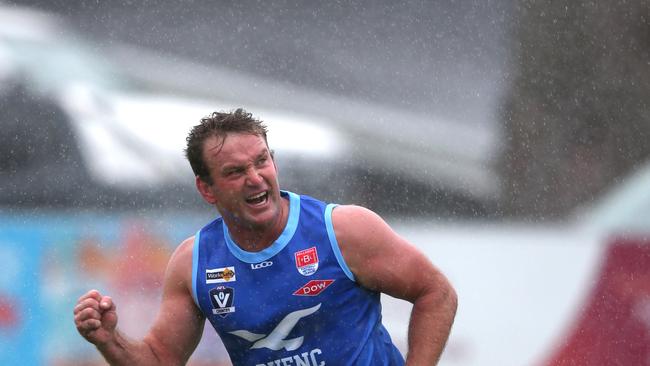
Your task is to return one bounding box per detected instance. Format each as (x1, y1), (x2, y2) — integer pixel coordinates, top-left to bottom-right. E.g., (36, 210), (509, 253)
(223, 190), (300, 263)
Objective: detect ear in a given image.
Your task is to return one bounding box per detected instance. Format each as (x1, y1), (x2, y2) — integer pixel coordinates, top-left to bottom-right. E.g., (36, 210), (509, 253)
(195, 176), (217, 205)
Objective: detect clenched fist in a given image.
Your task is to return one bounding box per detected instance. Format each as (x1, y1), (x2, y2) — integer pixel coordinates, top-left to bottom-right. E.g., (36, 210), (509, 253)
(73, 289), (118, 345)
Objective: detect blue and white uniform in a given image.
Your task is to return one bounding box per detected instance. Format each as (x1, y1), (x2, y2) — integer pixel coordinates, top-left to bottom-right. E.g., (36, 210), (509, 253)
(192, 191), (405, 365)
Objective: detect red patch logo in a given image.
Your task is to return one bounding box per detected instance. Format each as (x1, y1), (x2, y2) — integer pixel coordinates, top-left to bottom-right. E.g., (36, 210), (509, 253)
(295, 247), (319, 276)
(293, 280), (335, 296)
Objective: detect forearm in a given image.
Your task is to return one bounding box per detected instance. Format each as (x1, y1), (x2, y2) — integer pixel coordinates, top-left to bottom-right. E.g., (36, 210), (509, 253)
(96, 329), (170, 366)
(405, 285), (458, 366)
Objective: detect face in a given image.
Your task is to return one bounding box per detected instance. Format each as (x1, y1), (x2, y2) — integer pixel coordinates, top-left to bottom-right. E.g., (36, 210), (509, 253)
(196, 133), (284, 232)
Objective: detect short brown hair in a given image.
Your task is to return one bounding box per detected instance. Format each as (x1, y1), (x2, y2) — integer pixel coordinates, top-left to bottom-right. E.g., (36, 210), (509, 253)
(185, 108), (268, 184)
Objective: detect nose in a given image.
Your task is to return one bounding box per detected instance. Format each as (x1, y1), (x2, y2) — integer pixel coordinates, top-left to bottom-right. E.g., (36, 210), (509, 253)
(246, 167), (263, 185)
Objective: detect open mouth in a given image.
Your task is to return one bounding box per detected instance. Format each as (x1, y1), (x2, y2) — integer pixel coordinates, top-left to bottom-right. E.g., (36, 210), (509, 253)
(245, 191), (268, 205)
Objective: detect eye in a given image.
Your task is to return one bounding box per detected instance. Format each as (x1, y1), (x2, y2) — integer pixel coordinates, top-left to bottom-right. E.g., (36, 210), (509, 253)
(256, 155), (269, 165)
(224, 168), (244, 177)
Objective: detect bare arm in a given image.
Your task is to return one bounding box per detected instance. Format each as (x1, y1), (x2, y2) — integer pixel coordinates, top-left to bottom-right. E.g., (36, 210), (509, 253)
(332, 205), (457, 366)
(74, 237), (205, 365)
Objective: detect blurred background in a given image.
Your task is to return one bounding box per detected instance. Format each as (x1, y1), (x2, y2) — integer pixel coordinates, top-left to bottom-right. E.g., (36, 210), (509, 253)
(0, 1), (649, 365)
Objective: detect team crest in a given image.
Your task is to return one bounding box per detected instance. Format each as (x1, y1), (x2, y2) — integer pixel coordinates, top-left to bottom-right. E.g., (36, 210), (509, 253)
(295, 247), (319, 276)
(206, 266), (236, 283)
(209, 286), (235, 317)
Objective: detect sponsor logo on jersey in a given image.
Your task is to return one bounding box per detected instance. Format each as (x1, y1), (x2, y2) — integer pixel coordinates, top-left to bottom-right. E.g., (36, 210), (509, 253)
(254, 348), (324, 366)
(229, 303), (321, 351)
(209, 286), (235, 317)
(293, 280), (334, 296)
(295, 247), (319, 276)
(251, 261), (273, 270)
(206, 266), (236, 283)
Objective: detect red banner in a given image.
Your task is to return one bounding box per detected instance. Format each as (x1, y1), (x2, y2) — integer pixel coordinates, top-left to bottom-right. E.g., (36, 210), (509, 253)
(546, 237), (650, 366)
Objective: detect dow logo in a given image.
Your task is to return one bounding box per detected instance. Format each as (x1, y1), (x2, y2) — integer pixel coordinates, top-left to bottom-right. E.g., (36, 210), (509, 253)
(293, 280), (334, 296)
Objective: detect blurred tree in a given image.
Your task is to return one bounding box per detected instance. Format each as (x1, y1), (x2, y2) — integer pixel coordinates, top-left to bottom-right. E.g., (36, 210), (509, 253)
(500, 0), (650, 218)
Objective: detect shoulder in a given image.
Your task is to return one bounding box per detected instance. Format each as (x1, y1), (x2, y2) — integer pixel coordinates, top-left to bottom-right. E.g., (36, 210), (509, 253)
(172, 236), (196, 264)
(330, 205), (443, 300)
(330, 204), (378, 218)
(331, 204), (391, 242)
(330, 205), (403, 277)
(165, 236), (196, 286)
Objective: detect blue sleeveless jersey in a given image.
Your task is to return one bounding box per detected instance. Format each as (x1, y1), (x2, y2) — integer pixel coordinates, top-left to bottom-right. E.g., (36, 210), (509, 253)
(192, 191), (405, 366)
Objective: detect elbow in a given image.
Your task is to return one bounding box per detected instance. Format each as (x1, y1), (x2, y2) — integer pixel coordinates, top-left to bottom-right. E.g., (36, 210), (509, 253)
(431, 275), (458, 318)
(143, 336), (184, 366)
(446, 283), (458, 316)
(411, 275), (458, 326)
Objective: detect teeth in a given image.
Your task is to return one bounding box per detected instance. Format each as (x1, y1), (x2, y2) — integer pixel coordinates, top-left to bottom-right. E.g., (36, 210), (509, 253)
(249, 192), (266, 200)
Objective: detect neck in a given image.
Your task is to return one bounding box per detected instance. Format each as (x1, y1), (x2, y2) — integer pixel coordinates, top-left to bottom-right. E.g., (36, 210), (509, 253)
(225, 197), (289, 252)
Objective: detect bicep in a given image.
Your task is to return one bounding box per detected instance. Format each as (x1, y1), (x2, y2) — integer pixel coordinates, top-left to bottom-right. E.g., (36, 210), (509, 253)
(334, 206), (445, 303)
(145, 239), (205, 364)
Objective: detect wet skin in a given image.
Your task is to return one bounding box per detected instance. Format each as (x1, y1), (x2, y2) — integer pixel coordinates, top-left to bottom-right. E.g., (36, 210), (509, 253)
(195, 133), (289, 251)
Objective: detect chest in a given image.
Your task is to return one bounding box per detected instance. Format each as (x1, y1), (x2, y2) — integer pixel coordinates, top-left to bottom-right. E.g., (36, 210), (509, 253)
(198, 238), (353, 330)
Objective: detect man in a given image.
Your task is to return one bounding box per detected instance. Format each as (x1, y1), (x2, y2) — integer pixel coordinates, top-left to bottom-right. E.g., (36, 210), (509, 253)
(74, 109), (457, 365)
